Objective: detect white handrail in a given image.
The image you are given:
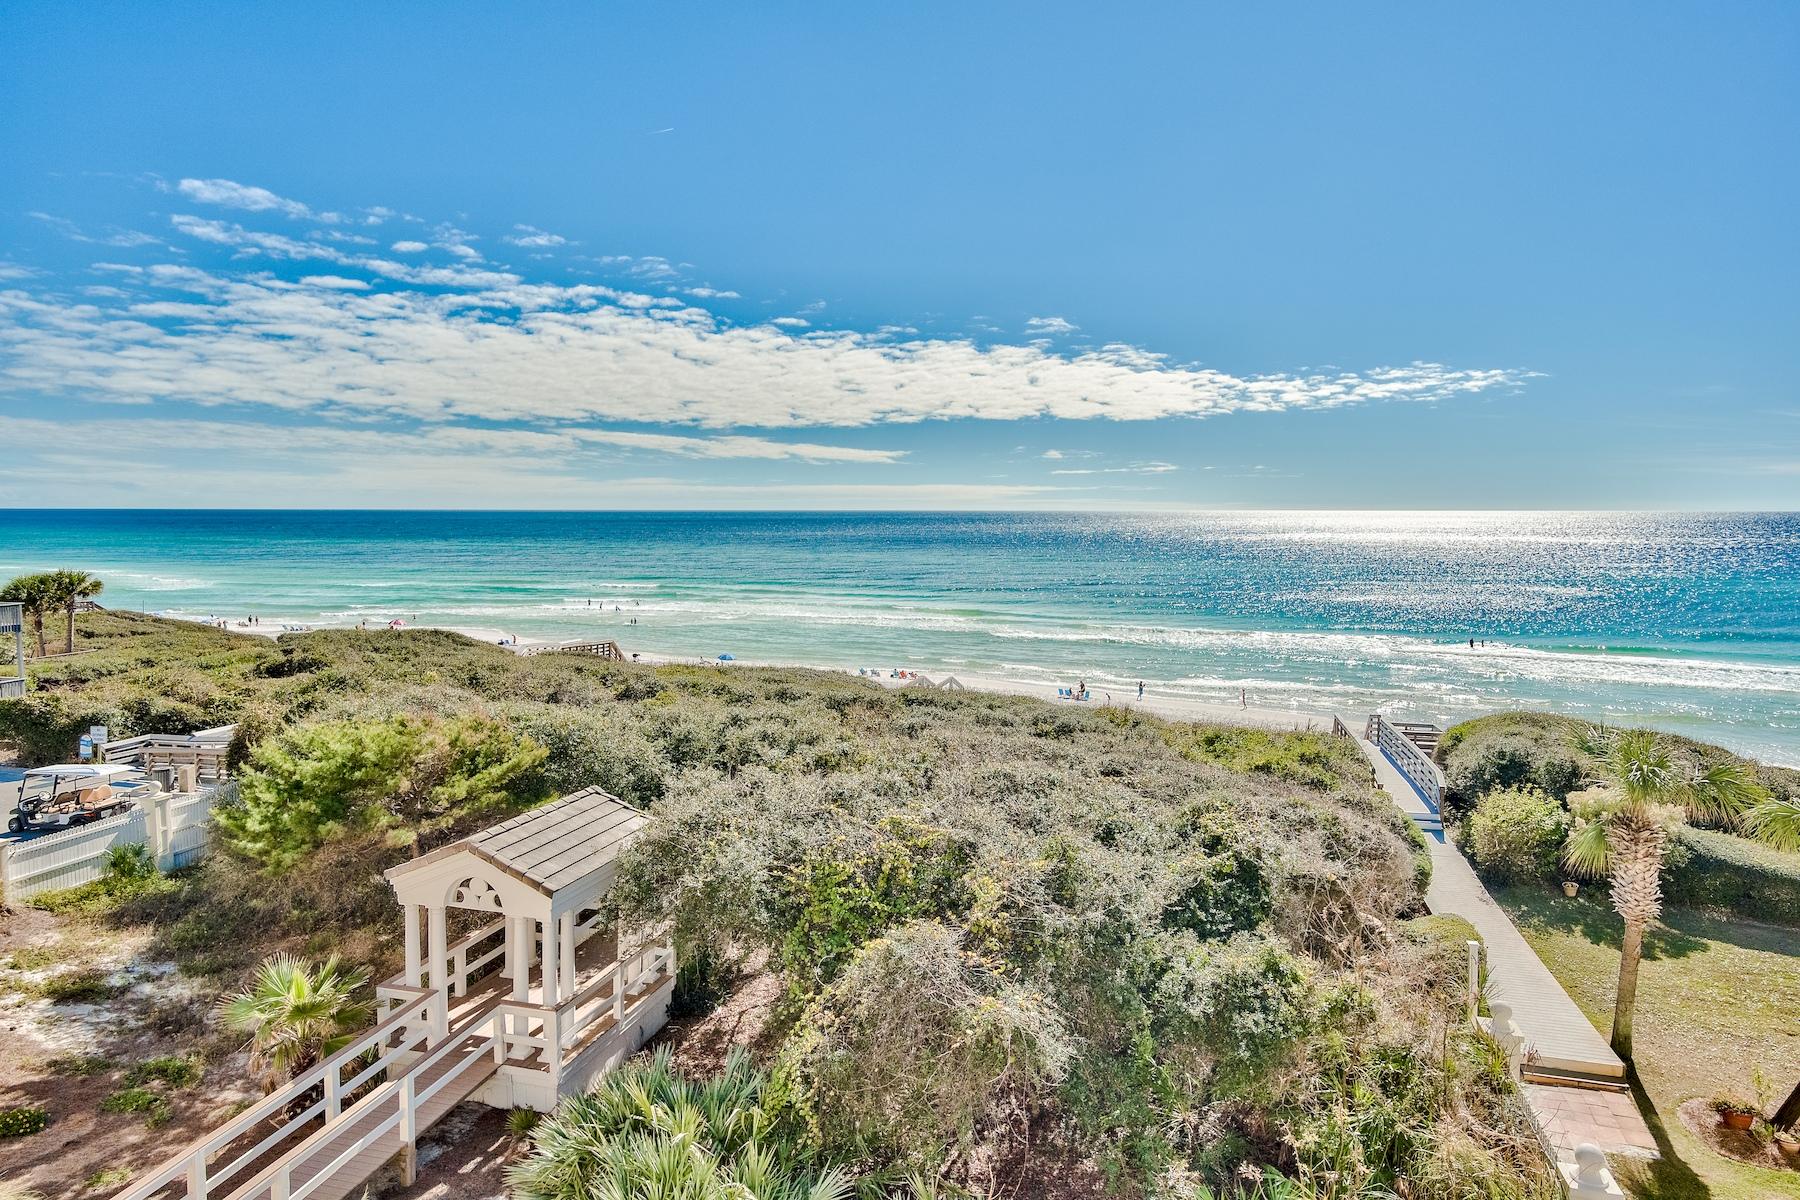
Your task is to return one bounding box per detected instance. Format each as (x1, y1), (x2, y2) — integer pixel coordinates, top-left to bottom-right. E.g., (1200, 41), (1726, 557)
(1367, 713), (1445, 806)
(114, 990), (436, 1200)
(247, 1012), (502, 1200)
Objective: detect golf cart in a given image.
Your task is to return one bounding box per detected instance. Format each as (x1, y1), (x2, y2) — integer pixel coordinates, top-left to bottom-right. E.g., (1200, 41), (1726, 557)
(8, 764), (159, 834)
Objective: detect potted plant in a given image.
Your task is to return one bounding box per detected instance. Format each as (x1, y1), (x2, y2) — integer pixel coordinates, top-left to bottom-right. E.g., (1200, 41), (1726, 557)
(1562, 880), (1579, 897)
(1775, 1129), (1800, 1160)
(1714, 1096), (1760, 1131)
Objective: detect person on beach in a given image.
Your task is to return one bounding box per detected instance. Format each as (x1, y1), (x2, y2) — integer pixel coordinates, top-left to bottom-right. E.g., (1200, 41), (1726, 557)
(1240, 687), (1246, 707)
(1137, 680), (1144, 700)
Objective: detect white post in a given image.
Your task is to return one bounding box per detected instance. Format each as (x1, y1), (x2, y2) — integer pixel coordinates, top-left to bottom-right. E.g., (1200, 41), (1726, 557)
(139, 792), (166, 871)
(187, 1149), (208, 1200)
(399, 1072), (418, 1185)
(542, 922), (561, 1011)
(1466, 940), (1481, 1024)
(324, 1061), (341, 1121)
(512, 918), (531, 1001)
(1489, 1002), (1525, 1082)
(403, 903), (422, 987)
(428, 904), (448, 996)
(1563, 1144), (1626, 1198)
(560, 912), (576, 997)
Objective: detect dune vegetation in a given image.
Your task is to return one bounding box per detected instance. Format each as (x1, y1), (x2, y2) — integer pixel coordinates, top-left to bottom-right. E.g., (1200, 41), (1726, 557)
(0, 612), (1556, 1198)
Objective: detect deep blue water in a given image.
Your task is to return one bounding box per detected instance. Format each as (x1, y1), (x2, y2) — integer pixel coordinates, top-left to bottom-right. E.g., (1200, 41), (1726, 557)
(5, 510), (1799, 763)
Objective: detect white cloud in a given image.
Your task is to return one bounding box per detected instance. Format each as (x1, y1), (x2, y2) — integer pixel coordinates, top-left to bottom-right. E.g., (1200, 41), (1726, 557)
(1027, 315), (1077, 334)
(391, 241), (429, 253)
(1051, 461), (1179, 476)
(1041, 449), (1064, 459)
(685, 286), (741, 299)
(772, 316), (810, 328)
(177, 177), (336, 222)
(0, 264), (1533, 433)
(505, 224), (568, 248)
(298, 275), (370, 290)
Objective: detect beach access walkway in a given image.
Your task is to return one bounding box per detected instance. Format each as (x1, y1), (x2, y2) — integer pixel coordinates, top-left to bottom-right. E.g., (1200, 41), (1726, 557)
(1339, 715), (1657, 1175)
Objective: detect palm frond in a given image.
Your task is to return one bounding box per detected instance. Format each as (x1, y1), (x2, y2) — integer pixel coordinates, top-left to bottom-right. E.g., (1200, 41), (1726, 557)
(1561, 817), (1613, 879)
(1744, 796), (1800, 853)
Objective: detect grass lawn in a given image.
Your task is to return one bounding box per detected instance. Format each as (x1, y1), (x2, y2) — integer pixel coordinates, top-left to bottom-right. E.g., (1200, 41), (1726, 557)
(1492, 884), (1800, 1200)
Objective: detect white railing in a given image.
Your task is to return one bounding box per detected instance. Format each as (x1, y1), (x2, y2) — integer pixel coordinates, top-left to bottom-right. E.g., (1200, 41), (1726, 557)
(0, 677), (23, 699)
(0, 787), (217, 900)
(114, 988), (444, 1200)
(233, 1008), (502, 1200)
(1366, 713), (1445, 807)
(1, 808), (147, 899)
(376, 919), (507, 1021)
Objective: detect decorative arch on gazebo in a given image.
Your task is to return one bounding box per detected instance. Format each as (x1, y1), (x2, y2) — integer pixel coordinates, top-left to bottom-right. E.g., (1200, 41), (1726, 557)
(446, 873), (508, 913)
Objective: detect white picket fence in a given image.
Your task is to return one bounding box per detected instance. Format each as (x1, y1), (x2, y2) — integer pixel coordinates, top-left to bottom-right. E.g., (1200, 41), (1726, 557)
(0, 786), (220, 901)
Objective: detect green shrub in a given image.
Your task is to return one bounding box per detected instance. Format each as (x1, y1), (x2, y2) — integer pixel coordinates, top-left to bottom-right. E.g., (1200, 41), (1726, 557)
(778, 920), (1071, 1170)
(40, 970), (118, 1004)
(1465, 787), (1570, 885)
(217, 712), (547, 869)
(1152, 932), (1314, 1098)
(105, 842), (157, 882)
(1665, 826), (1800, 925)
(124, 1054), (202, 1089)
(1441, 721), (1585, 813)
(505, 1047), (848, 1200)
(101, 1085), (171, 1126)
(0, 1104), (50, 1137)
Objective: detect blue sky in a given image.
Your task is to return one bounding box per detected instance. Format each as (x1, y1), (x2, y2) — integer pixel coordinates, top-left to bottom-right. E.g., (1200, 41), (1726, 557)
(1, 2), (1795, 509)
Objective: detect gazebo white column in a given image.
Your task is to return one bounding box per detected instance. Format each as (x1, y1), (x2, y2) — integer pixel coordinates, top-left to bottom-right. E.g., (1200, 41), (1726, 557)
(542, 920), (560, 1009)
(428, 902), (447, 992)
(559, 913), (577, 997)
(403, 902), (422, 987)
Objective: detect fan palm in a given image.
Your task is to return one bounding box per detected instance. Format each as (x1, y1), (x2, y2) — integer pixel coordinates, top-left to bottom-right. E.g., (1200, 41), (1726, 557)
(45, 569), (103, 654)
(0, 573), (55, 658)
(217, 953), (372, 1089)
(1562, 726), (1769, 1060)
(507, 1046), (854, 1200)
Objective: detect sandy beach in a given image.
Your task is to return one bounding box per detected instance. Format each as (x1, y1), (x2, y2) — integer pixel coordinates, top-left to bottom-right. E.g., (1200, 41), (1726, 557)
(192, 616), (1338, 732)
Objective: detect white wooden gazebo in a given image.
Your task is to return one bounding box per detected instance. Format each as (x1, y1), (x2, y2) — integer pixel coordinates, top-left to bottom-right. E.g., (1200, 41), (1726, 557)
(379, 786), (676, 1111)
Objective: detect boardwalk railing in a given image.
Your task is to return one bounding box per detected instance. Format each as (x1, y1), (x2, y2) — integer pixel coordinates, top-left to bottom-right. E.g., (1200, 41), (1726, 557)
(1365, 713), (1445, 807)
(515, 640), (625, 660)
(114, 987), (445, 1200)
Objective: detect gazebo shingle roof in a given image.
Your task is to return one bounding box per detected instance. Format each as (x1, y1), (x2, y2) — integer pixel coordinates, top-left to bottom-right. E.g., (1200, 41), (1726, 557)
(467, 787), (645, 894)
(389, 787), (646, 897)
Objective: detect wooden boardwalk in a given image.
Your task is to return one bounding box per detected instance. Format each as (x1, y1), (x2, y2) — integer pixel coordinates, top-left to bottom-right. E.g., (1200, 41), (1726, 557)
(1349, 726), (1625, 1081)
(225, 1023), (500, 1200)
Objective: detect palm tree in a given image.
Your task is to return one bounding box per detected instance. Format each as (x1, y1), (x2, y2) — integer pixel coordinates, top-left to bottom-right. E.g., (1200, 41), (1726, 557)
(0, 573), (55, 658)
(1741, 792), (1800, 1128)
(46, 569), (103, 654)
(1562, 726), (1769, 1061)
(217, 953), (372, 1090)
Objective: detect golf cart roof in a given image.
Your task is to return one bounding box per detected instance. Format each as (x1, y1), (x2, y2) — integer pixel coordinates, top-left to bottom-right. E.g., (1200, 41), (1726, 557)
(24, 764), (139, 780)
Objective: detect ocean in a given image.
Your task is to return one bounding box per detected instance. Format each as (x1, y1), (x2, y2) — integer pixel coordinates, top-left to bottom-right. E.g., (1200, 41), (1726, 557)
(5, 510), (1799, 764)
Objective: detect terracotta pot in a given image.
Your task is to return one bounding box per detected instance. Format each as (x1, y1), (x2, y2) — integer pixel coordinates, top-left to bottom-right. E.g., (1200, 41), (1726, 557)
(1777, 1136), (1800, 1159)
(1721, 1110), (1755, 1131)
(1562, 881), (1579, 897)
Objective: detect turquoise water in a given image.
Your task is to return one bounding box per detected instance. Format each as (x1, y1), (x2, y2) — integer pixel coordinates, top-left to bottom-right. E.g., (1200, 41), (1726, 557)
(5, 510), (1799, 764)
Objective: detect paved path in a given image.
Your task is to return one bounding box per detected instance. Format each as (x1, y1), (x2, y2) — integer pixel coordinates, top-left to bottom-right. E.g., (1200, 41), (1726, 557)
(1342, 722), (1659, 1174)
(1352, 729), (1624, 1081)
